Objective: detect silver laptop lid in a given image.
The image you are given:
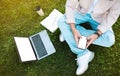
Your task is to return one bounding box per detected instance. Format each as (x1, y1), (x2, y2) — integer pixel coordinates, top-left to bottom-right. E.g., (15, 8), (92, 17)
(14, 37), (37, 62)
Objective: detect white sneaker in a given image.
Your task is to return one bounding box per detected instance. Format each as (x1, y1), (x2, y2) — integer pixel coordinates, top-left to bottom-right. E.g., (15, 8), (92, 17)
(59, 33), (65, 42)
(76, 51), (94, 75)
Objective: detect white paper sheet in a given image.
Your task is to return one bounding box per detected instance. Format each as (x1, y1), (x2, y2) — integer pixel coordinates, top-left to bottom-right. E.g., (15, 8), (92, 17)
(40, 9), (64, 33)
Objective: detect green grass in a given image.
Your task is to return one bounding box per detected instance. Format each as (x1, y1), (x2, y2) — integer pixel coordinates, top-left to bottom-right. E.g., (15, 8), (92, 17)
(0, 0), (120, 76)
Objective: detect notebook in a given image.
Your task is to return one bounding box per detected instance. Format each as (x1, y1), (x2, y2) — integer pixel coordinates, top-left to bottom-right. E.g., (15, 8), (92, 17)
(40, 9), (64, 33)
(14, 30), (56, 62)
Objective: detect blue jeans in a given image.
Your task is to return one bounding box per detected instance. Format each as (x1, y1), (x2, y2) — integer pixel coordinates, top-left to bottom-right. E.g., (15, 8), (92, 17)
(58, 12), (115, 57)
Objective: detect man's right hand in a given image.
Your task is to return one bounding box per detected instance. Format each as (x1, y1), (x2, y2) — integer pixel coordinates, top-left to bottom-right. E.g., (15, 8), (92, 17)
(73, 29), (81, 45)
(69, 23), (81, 45)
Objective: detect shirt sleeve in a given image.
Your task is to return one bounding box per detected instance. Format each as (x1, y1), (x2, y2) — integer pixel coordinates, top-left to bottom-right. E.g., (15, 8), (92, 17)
(65, 0), (78, 23)
(97, 1), (120, 33)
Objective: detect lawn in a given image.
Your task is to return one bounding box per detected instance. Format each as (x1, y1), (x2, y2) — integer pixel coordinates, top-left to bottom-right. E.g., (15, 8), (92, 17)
(0, 0), (120, 76)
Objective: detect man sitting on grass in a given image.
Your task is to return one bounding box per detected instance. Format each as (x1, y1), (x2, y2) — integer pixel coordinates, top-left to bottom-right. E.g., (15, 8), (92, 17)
(58, 0), (120, 75)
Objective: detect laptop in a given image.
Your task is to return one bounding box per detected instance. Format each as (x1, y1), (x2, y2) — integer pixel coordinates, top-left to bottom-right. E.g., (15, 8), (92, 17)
(14, 30), (56, 62)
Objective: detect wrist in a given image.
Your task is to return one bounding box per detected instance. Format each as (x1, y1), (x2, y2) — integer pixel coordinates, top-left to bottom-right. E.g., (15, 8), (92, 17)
(94, 32), (101, 38)
(94, 30), (102, 38)
(69, 23), (76, 33)
(97, 30), (102, 35)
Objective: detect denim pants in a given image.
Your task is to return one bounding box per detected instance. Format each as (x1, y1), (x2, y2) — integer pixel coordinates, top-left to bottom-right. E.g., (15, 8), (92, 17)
(58, 12), (115, 57)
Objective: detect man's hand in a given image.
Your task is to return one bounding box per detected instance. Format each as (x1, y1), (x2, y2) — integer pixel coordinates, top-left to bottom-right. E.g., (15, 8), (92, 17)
(69, 23), (81, 45)
(73, 29), (81, 45)
(86, 34), (98, 48)
(86, 30), (102, 48)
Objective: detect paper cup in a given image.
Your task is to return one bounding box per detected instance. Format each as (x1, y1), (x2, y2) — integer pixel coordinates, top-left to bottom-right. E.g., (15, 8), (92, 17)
(35, 6), (44, 16)
(36, 8), (44, 16)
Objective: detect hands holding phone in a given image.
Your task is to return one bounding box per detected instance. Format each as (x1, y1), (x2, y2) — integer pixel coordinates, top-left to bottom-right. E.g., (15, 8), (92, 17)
(77, 34), (98, 49)
(69, 23), (101, 49)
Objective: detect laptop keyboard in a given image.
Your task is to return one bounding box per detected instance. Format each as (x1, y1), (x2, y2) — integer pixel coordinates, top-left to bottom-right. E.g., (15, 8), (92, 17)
(31, 34), (48, 58)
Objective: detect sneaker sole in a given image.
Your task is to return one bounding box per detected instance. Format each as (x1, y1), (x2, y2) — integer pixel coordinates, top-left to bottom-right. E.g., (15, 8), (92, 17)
(59, 34), (65, 42)
(76, 52), (94, 75)
(88, 52), (94, 62)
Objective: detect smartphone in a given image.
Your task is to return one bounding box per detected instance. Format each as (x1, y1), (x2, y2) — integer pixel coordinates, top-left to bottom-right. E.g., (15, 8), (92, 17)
(78, 36), (87, 49)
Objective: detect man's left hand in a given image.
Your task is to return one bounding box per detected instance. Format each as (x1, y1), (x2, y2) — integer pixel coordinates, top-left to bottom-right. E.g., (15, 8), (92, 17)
(86, 34), (98, 48)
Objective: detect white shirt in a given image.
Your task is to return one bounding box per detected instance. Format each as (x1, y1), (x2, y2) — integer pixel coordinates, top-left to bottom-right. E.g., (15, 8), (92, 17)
(88, 0), (99, 14)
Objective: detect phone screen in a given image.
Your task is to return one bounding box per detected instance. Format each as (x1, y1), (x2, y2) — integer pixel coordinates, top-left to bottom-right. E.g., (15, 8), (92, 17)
(78, 36), (87, 49)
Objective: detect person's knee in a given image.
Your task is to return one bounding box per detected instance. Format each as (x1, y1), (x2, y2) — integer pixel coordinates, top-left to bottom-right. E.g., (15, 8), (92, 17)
(105, 36), (115, 47)
(57, 16), (66, 26)
(101, 30), (115, 47)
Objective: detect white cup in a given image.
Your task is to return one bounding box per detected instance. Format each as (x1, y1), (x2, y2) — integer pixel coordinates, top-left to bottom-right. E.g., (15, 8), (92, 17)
(35, 6), (44, 16)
